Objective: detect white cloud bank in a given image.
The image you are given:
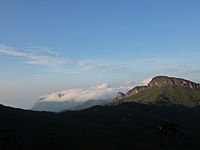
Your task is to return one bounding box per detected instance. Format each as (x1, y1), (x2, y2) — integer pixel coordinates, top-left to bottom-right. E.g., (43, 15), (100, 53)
(39, 82), (135, 102)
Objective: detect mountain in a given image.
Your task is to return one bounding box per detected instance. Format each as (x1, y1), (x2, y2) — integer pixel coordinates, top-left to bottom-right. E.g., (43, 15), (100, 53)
(33, 76), (200, 112)
(32, 100), (83, 112)
(2, 76), (200, 149)
(1, 102), (200, 150)
(70, 99), (107, 110)
(32, 99), (108, 112)
(112, 76), (200, 106)
(32, 83), (116, 112)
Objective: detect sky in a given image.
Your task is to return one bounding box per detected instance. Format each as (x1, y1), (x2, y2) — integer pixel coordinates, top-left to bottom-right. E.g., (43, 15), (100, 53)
(0, 0), (200, 109)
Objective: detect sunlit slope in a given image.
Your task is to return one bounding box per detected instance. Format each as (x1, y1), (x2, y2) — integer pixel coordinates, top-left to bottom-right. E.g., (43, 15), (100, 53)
(113, 85), (200, 107)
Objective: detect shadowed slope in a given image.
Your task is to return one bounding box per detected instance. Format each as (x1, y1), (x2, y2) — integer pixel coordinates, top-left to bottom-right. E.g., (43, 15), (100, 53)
(1, 103), (200, 150)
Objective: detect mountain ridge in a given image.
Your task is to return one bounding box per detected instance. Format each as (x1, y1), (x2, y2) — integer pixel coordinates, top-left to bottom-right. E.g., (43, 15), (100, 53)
(1, 101), (200, 150)
(32, 99), (108, 112)
(113, 76), (200, 106)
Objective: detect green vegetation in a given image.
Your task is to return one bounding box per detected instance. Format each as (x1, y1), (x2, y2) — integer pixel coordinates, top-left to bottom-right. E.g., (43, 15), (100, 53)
(1, 81), (200, 150)
(116, 85), (200, 107)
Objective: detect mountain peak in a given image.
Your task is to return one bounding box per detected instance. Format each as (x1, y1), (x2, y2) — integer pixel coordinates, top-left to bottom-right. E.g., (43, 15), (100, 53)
(148, 76), (200, 89)
(112, 76), (200, 106)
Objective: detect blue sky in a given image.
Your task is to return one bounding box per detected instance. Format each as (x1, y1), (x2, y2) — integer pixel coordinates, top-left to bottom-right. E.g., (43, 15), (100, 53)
(0, 0), (200, 108)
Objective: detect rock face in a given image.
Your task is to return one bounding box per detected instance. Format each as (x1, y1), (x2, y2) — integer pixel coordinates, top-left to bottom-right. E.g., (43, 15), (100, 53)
(113, 92), (126, 102)
(113, 76), (200, 102)
(113, 86), (147, 102)
(127, 86), (147, 96)
(149, 76), (200, 89)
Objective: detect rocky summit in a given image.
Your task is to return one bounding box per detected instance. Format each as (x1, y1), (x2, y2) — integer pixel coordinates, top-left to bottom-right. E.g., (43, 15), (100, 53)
(113, 76), (200, 106)
(148, 76), (200, 89)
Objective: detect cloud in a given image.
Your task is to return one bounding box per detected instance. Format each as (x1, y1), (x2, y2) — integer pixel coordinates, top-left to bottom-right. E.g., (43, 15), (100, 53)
(39, 82), (135, 102)
(0, 44), (128, 70)
(0, 44), (161, 71)
(25, 46), (57, 55)
(72, 58), (160, 72)
(76, 59), (127, 71)
(116, 80), (135, 91)
(141, 78), (152, 85)
(0, 44), (70, 66)
(24, 55), (70, 66)
(0, 44), (191, 74)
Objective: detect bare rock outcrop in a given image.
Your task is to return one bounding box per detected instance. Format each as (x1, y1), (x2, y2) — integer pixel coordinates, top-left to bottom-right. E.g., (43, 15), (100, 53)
(127, 86), (147, 96)
(148, 76), (200, 89)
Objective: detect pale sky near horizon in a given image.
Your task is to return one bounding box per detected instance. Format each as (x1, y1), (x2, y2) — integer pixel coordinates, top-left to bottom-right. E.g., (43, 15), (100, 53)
(0, 0), (200, 108)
